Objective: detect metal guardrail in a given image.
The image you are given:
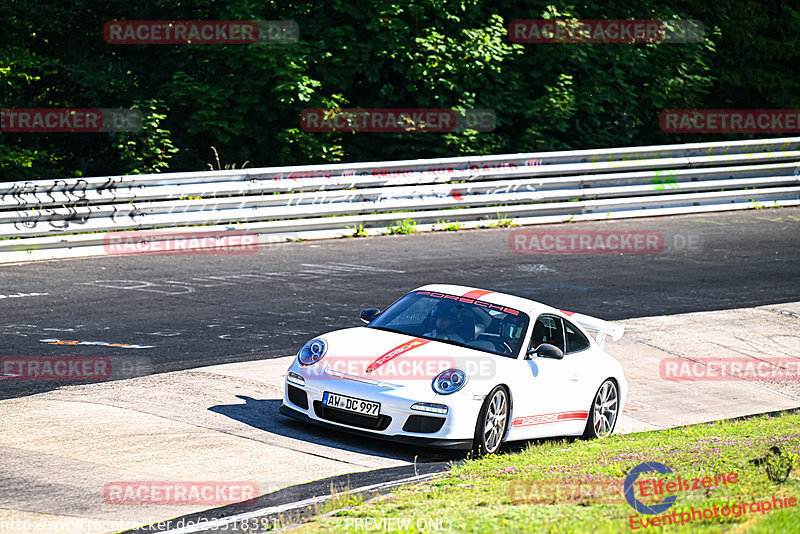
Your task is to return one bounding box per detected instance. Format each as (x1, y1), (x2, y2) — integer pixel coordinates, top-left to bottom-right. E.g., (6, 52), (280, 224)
(1, 137), (799, 262)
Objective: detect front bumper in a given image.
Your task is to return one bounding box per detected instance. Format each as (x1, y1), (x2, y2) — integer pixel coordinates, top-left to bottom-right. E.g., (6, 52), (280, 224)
(281, 361), (483, 450)
(279, 403), (473, 449)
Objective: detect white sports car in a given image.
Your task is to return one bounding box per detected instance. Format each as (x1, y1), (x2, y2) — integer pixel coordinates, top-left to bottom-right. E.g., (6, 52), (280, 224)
(280, 284), (627, 455)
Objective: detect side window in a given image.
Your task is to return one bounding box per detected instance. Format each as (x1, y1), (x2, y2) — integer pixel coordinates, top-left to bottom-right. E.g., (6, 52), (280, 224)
(529, 315), (565, 352)
(564, 319), (591, 353)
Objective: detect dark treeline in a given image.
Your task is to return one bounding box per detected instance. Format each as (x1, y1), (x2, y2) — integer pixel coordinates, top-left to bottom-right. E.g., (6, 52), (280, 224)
(1, 0), (798, 180)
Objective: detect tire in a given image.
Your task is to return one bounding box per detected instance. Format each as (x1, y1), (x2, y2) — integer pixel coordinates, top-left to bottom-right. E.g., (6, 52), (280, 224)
(582, 379), (619, 439)
(472, 386), (509, 456)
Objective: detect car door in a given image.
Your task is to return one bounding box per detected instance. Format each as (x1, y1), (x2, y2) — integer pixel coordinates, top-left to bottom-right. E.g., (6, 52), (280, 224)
(506, 314), (589, 440)
(560, 317), (599, 422)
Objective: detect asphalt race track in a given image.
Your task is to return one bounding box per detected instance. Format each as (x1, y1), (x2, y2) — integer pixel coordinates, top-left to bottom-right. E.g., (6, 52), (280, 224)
(1, 208), (799, 401)
(2, 208), (800, 532)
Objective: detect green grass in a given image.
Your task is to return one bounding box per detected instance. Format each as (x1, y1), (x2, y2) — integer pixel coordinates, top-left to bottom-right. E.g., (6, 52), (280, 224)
(289, 411), (800, 533)
(486, 214), (515, 228)
(436, 220), (464, 232)
(319, 486), (366, 515)
(344, 223), (369, 237)
(384, 217), (418, 235)
(751, 200), (782, 210)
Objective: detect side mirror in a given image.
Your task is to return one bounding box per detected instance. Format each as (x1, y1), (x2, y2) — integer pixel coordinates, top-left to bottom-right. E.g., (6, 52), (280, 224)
(527, 343), (564, 360)
(360, 308), (381, 324)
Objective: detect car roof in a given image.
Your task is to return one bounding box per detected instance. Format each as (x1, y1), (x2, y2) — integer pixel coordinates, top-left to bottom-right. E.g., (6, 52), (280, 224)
(412, 283), (564, 319)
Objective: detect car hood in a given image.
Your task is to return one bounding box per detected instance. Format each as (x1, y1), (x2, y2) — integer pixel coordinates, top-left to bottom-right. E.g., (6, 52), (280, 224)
(315, 326), (497, 382)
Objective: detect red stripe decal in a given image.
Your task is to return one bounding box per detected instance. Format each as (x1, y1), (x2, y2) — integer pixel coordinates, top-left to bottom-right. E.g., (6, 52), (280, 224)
(560, 310), (575, 316)
(462, 289), (493, 300)
(511, 411), (589, 428)
(366, 338), (431, 373)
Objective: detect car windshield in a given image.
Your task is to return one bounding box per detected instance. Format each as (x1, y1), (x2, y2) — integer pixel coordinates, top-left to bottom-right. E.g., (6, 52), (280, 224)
(367, 290), (530, 358)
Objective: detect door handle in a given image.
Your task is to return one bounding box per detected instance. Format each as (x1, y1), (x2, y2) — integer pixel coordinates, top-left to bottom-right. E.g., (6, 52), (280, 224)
(569, 372), (581, 381)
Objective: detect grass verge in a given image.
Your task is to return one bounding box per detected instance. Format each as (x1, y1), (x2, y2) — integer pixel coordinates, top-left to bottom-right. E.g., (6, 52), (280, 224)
(286, 410), (800, 533)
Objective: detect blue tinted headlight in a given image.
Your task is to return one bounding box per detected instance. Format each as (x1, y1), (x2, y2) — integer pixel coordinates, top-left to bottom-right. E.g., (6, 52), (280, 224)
(432, 368), (467, 395)
(298, 338), (327, 366)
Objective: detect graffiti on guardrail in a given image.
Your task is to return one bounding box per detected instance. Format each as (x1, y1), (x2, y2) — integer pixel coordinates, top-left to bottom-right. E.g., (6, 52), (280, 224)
(0, 162), (530, 219)
(10, 211), (90, 233)
(10, 208), (91, 233)
(276, 179), (546, 207)
(95, 176), (125, 195)
(1, 139), (798, 253)
(1, 179), (89, 205)
(652, 170), (680, 190)
(371, 161), (523, 178)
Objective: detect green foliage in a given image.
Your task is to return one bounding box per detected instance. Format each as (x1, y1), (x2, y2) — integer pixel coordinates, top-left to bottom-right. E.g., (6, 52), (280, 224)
(1, 0), (798, 180)
(487, 215), (515, 227)
(116, 100), (179, 174)
(437, 219), (463, 231)
(345, 223), (369, 237)
(385, 217), (418, 234)
(0, 145), (62, 180)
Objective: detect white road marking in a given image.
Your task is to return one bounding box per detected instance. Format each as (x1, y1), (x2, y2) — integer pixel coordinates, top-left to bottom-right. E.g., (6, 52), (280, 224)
(76, 263), (405, 296)
(40, 339), (155, 349)
(0, 292), (49, 299)
(516, 264), (556, 273)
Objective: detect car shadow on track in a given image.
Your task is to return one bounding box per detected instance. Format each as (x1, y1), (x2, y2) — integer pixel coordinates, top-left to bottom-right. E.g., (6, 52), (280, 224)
(209, 395), (463, 463)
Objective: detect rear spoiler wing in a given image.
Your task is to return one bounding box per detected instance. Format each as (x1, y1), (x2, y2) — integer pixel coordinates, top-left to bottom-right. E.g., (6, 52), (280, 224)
(560, 310), (624, 348)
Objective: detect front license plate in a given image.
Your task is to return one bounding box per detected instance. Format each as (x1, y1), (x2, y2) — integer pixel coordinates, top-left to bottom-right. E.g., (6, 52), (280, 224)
(322, 392), (380, 417)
